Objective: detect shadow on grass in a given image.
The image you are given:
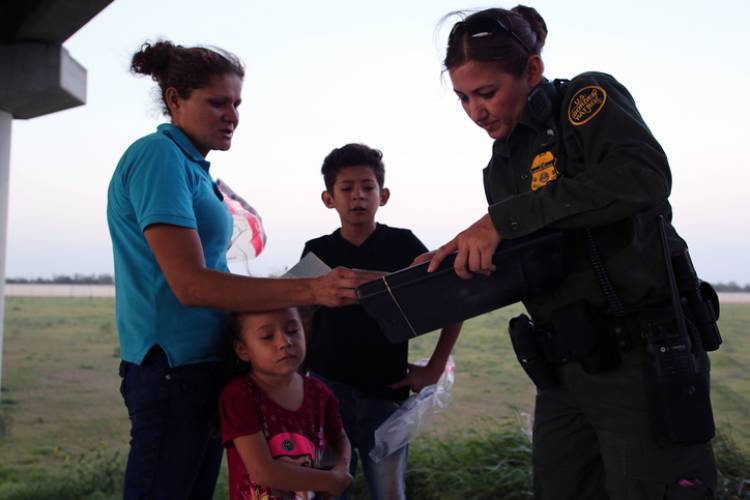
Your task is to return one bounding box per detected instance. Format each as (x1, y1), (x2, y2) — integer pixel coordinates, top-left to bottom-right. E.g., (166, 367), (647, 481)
(406, 429), (533, 500)
(715, 432), (750, 499)
(0, 409), (9, 439)
(0, 428), (747, 499)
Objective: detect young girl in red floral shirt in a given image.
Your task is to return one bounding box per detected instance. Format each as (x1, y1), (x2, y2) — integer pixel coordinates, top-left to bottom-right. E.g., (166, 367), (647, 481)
(220, 308), (352, 500)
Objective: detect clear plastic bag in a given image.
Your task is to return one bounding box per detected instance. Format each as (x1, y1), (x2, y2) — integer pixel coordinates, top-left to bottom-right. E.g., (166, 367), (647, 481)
(369, 356), (455, 463)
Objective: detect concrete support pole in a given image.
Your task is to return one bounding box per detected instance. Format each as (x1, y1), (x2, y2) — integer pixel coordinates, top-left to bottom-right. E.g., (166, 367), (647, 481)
(0, 0), (113, 399)
(0, 109), (11, 396)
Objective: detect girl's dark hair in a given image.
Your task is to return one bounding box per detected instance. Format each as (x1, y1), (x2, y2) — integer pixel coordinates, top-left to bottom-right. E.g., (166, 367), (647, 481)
(321, 143), (385, 193)
(227, 312), (244, 344)
(443, 5), (547, 75)
(226, 313), (252, 377)
(130, 40), (245, 116)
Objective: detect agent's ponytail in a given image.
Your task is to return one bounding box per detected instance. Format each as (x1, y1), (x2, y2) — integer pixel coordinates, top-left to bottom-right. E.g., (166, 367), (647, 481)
(443, 6), (547, 75)
(511, 5), (547, 54)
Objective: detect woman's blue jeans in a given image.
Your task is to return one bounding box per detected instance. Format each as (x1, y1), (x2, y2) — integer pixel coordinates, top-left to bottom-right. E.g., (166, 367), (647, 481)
(119, 347), (224, 500)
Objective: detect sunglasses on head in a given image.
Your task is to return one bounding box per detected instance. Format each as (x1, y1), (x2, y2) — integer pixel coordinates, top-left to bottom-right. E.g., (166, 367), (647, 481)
(449, 16), (532, 53)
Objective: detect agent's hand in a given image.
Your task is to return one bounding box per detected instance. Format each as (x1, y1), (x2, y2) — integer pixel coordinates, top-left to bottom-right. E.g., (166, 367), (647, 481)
(327, 466), (353, 496)
(390, 362), (444, 393)
(428, 214), (501, 279)
(311, 267), (383, 307)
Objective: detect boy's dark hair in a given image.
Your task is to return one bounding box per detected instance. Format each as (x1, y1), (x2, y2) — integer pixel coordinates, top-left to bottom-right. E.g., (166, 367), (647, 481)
(321, 143), (385, 192)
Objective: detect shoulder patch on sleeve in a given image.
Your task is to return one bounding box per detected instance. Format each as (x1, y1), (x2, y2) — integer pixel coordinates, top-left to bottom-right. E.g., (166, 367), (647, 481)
(568, 85), (607, 126)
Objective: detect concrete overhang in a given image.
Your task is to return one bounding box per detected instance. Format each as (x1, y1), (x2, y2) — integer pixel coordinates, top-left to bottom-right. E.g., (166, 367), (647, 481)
(0, 43), (87, 119)
(1, 0), (115, 44)
(0, 0), (114, 119)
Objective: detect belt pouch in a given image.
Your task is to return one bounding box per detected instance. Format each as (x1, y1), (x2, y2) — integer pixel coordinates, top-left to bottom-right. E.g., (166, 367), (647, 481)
(551, 302), (620, 373)
(640, 314), (715, 447)
(508, 314), (559, 389)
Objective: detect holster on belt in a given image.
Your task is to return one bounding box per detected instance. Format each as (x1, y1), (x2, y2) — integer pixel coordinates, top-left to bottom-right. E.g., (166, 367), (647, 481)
(508, 314), (559, 389)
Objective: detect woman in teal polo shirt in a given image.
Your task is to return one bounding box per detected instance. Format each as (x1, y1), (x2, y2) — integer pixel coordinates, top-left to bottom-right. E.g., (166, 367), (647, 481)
(107, 40), (374, 499)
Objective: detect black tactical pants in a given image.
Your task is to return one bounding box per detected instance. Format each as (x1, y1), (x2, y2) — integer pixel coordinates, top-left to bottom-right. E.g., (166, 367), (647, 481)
(532, 347), (716, 500)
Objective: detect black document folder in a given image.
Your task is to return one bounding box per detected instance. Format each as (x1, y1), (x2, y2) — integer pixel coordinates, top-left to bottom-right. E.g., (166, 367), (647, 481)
(357, 231), (565, 343)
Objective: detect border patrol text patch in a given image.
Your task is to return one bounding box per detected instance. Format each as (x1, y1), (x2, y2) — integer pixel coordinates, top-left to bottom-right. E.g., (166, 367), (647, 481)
(568, 86), (607, 126)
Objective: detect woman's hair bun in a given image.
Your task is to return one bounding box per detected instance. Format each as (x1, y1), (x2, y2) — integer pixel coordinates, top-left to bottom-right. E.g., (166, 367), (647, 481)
(129, 39), (243, 116)
(130, 40), (176, 80)
(512, 5), (547, 50)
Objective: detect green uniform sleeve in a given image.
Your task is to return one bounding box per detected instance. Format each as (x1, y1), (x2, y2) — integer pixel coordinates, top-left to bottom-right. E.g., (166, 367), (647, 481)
(489, 73), (671, 239)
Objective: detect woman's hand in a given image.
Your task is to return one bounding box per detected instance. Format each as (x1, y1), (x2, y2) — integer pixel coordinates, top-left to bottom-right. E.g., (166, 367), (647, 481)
(427, 214), (502, 279)
(311, 267), (383, 307)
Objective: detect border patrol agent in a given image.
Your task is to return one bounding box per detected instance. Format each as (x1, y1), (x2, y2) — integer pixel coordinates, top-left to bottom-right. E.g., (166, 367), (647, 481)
(424, 6), (719, 499)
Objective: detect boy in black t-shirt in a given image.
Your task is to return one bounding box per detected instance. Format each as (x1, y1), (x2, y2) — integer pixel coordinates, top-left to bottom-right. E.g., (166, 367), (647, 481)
(302, 143), (461, 500)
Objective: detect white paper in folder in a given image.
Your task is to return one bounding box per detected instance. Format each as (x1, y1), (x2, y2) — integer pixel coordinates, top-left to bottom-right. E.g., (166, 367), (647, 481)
(283, 252), (331, 279)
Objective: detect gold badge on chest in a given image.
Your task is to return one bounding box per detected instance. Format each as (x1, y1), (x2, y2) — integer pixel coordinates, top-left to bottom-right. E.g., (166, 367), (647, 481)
(530, 150), (559, 191)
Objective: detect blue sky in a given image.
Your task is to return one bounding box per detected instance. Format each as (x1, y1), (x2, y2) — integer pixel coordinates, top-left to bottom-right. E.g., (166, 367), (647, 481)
(6, 0), (750, 283)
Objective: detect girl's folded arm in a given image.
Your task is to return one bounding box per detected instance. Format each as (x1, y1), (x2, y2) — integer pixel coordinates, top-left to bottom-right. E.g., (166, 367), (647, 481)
(329, 428), (351, 470)
(234, 432), (339, 493)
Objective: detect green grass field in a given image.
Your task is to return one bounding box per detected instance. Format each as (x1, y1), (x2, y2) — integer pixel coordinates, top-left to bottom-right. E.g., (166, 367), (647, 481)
(1, 297), (748, 498)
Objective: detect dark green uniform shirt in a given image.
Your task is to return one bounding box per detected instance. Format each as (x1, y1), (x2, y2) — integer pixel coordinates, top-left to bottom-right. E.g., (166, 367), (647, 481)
(483, 72), (686, 325)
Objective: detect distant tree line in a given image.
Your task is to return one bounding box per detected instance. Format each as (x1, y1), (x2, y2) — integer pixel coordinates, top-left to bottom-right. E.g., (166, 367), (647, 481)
(3, 275), (749, 291)
(712, 282), (750, 292)
(5, 273), (114, 284)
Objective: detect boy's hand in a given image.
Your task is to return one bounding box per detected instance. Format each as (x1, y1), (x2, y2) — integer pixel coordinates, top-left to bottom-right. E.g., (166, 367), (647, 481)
(390, 362), (444, 393)
(411, 251), (436, 266)
(312, 267), (382, 307)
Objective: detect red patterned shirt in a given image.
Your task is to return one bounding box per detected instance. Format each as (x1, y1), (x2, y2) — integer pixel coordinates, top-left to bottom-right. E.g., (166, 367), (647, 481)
(219, 374), (343, 500)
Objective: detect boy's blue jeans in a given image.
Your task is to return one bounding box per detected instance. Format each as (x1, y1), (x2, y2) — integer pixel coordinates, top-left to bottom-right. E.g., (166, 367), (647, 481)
(311, 372), (408, 500)
(119, 347), (224, 500)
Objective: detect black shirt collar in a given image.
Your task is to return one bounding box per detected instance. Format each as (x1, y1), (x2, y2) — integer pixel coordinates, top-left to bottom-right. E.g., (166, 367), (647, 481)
(335, 222), (384, 249)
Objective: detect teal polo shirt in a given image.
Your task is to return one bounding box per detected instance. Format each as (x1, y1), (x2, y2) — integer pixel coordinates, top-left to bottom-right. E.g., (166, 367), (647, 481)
(107, 124), (232, 367)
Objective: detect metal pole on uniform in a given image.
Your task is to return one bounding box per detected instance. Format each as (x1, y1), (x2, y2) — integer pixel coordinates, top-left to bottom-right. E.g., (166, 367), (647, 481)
(0, 109), (11, 397)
